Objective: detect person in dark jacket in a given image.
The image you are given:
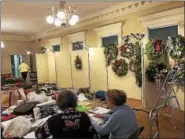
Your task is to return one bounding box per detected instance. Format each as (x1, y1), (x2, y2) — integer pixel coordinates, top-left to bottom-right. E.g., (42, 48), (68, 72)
(35, 90), (95, 139)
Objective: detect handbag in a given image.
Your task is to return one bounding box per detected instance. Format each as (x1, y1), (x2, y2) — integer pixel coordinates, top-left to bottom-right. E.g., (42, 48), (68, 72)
(13, 102), (37, 115)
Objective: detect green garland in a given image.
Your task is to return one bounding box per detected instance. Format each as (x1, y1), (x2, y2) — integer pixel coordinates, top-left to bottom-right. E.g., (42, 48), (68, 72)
(104, 44), (118, 66)
(74, 55), (82, 70)
(112, 58), (128, 77)
(166, 35), (185, 61)
(145, 39), (165, 61)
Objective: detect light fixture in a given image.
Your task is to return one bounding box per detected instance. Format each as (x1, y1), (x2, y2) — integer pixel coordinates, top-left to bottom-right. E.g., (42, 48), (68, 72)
(46, 1), (79, 27)
(27, 51), (31, 55)
(1, 41), (5, 48)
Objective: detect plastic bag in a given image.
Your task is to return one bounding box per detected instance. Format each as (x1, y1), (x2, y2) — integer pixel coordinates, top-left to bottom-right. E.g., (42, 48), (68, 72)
(3, 116), (32, 138)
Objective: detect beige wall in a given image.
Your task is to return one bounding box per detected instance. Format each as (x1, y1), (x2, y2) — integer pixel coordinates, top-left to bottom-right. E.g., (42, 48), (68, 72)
(1, 40), (30, 74)
(31, 2), (184, 110)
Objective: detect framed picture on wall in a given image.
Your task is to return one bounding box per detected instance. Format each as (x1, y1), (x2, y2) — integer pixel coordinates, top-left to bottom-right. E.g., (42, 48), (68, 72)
(72, 41), (83, 51)
(101, 35), (118, 47)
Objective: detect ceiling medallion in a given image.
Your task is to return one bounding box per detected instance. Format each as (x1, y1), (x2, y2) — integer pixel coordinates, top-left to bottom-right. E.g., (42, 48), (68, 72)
(46, 1), (79, 27)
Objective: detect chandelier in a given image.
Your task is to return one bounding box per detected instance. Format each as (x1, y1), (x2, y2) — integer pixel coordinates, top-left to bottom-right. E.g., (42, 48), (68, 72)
(46, 1), (79, 27)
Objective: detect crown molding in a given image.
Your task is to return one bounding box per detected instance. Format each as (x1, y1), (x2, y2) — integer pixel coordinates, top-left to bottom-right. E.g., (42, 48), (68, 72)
(1, 34), (29, 42)
(139, 7), (184, 29)
(28, 1), (170, 41)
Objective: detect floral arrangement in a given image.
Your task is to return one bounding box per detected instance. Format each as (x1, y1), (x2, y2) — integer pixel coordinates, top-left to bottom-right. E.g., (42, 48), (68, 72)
(104, 44), (118, 66)
(146, 62), (168, 82)
(168, 59), (185, 84)
(74, 55), (82, 70)
(166, 35), (185, 61)
(112, 58), (128, 77)
(145, 39), (165, 60)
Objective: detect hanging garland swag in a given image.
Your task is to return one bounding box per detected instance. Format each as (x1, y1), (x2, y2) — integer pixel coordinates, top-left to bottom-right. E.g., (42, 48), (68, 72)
(112, 58), (128, 77)
(74, 55), (82, 70)
(104, 44), (118, 66)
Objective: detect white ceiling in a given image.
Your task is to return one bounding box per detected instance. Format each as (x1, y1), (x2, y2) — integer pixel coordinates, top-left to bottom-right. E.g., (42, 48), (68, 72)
(1, 1), (120, 36)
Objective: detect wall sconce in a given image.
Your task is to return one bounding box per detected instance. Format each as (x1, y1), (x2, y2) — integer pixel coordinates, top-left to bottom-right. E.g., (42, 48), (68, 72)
(1, 41), (5, 48)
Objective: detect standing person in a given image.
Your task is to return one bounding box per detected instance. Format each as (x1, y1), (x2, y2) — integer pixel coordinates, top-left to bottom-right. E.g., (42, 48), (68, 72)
(90, 89), (138, 139)
(19, 61), (30, 81)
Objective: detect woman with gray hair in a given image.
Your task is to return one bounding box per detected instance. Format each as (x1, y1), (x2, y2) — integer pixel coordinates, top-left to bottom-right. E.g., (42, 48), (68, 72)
(90, 89), (138, 139)
(35, 90), (95, 139)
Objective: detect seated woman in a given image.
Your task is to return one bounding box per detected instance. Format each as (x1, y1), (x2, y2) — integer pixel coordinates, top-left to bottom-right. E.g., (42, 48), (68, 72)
(90, 89), (138, 139)
(35, 90), (95, 139)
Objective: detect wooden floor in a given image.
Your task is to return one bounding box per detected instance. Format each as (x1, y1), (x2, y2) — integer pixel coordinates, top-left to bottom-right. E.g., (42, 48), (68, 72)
(1, 92), (184, 138)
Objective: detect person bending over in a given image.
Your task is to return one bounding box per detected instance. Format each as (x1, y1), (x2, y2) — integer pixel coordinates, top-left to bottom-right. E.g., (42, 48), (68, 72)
(35, 90), (95, 139)
(90, 89), (138, 139)
(19, 61), (30, 82)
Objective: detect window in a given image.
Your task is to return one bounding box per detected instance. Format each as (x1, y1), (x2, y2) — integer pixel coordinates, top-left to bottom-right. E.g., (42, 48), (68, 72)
(102, 35), (118, 47)
(72, 41), (83, 51)
(52, 45), (60, 52)
(149, 25), (178, 41)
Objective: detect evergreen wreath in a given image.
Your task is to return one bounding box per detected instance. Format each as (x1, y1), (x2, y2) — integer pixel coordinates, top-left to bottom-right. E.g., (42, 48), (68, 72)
(145, 39), (165, 60)
(112, 58), (128, 77)
(166, 35), (185, 61)
(146, 62), (168, 82)
(74, 55), (82, 70)
(104, 44), (118, 66)
(120, 43), (135, 58)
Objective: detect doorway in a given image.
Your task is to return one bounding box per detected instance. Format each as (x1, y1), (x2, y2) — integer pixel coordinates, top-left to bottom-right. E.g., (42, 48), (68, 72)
(10, 55), (24, 78)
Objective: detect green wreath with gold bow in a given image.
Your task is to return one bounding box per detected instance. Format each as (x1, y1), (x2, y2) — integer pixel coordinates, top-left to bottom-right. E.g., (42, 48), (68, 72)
(74, 55), (82, 70)
(112, 58), (128, 77)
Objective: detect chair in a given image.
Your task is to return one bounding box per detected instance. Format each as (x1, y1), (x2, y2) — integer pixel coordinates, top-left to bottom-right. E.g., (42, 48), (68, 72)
(127, 126), (144, 139)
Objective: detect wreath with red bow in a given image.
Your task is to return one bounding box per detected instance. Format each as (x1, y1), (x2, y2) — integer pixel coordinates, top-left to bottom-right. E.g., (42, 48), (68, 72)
(145, 39), (164, 60)
(112, 58), (128, 77)
(74, 55), (82, 70)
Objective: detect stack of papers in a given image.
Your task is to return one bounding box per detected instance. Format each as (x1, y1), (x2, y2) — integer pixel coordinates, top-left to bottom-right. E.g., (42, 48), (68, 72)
(78, 93), (87, 101)
(89, 107), (110, 114)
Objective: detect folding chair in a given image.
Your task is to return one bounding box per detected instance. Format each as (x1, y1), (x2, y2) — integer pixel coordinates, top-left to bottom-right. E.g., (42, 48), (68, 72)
(127, 126), (144, 139)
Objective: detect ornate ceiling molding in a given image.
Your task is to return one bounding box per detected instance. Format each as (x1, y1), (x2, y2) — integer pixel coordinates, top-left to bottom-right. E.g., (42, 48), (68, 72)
(28, 1), (170, 41)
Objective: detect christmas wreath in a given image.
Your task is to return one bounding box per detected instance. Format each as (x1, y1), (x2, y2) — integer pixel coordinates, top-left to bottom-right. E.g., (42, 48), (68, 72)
(166, 35), (185, 61)
(112, 58), (128, 77)
(104, 44), (118, 66)
(145, 39), (164, 60)
(120, 43), (135, 58)
(74, 55), (82, 70)
(146, 62), (168, 82)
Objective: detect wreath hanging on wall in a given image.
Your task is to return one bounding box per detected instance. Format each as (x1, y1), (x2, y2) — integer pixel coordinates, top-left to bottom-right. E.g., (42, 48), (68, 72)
(146, 62), (168, 82)
(166, 35), (185, 61)
(74, 55), (82, 70)
(112, 58), (128, 77)
(120, 43), (135, 58)
(104, 44), (118, 66)
(145, 39), (165, 61)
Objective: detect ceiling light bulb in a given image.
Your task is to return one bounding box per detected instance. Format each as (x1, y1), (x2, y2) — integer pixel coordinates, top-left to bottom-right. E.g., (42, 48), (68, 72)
(54, 18), (61, 26)
(46, 15), (54, 24)
(57, 11), (65, 19)
(72, 14), (79, 23)
(1, 41), (5, 48)
(69, 18), (76, 26)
